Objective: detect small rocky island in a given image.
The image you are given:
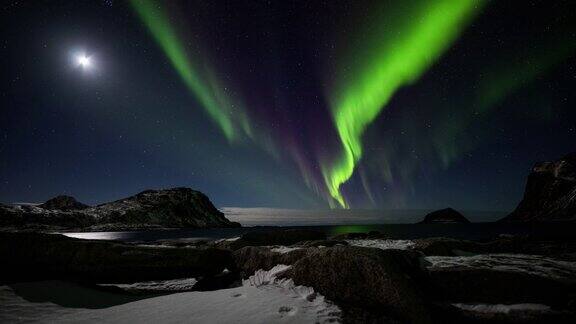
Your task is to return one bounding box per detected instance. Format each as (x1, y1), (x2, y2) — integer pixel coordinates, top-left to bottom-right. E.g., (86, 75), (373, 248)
(0, 187), (240, 231)
(419, 208), (470, 224)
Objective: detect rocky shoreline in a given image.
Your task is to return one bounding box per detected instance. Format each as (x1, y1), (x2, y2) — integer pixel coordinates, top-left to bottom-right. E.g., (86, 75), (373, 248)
(2, 229), (575, 323)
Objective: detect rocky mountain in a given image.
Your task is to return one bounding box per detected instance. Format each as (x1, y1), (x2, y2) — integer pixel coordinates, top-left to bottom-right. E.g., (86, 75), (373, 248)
(39, 195), (89, 211)
(502, 153), (576, 222)
(419, 208), (470, 224)
(0, 187), (240, 230)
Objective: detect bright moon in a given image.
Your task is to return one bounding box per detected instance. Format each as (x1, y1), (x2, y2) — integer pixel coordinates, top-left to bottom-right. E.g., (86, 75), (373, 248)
(77, 55), (91, 68)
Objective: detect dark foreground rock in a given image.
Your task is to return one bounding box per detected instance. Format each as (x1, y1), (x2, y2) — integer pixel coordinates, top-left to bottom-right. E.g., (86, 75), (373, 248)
(282, 246), (432, 324)
(0, 232), (234, 284)
(0, 187), (240, 230)
(419, 208), (470, 224)
(2, 228), (576, 323)
(413, 235), (576, 259)
(424, 254), (576, 311)
(432, 302), (576, 324)
(503, 153), (576, 222)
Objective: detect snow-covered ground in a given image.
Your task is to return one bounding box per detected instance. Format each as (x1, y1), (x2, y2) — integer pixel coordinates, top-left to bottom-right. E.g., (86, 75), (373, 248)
(346, 239), (415, 250)
(0, 265), (340, 324)
(426, 254), (576, 279)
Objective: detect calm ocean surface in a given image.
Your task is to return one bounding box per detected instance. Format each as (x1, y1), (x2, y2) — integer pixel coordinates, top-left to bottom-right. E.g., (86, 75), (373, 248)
(62, 208), (576, 242)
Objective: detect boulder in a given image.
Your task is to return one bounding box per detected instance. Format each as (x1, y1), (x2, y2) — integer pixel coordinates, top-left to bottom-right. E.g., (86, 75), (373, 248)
(419, 208), (470, 224)
(282, 246), (432, 323)
(502, 153), (576, 222)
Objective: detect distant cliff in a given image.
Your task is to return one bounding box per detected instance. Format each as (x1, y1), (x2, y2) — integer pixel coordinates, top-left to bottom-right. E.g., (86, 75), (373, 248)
(0, 187), (240, 230)
(502, 153), (576, 222)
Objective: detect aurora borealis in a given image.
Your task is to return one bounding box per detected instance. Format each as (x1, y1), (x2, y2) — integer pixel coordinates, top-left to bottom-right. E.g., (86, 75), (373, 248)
(130, 0), (248, 141)
(322, 0), (482, 207)
(1, 0), (575, 213)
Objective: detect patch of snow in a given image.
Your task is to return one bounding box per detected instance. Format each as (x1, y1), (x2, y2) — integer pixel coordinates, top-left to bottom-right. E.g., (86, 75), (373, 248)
(0, 265), (341, 323)
(270, 246), (303, 254)
(452, 303), (551, 314)
(244, 264), (292, 287)
(426, 254), (576, 279)
(98, 278), (198, 292)
(214, 236), (241, 244)
(346, 239), (415, 250)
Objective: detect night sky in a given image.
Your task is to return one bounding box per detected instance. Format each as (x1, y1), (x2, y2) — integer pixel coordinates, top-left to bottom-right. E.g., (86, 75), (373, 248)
(1, 0), (575, 212)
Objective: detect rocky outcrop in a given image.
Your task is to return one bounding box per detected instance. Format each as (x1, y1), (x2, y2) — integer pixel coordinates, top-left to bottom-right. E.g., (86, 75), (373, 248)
(419, 208), (470, 224)
(432, 302), (575, 324)
(232, 246), (313, 277)
(424, 254), (576, 310)
(282, 246), (433, 324)
(0, 187), (240, 230)
(503, 153), (576, 222)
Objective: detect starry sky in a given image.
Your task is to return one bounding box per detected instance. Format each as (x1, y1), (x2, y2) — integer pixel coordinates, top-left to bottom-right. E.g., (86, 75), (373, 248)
(1, 0), (575, 213)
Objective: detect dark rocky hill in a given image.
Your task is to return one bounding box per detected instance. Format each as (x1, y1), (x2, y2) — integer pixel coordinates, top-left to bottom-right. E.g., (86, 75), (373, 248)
(0, 187), (240, 230)
(419, 208), (470, 224)
(39, 195), (89, 211)
(502, 153), (576, 222)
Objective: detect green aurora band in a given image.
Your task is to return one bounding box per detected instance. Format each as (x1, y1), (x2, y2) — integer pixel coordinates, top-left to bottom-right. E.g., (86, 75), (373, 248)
(130, 0), (246, 141)
(323, 0), (484, 207)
